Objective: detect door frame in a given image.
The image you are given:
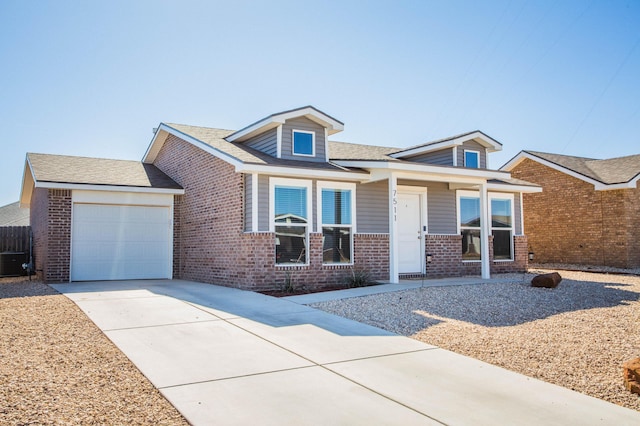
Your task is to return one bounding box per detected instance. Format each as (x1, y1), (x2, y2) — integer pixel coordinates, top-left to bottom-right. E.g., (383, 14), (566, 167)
(397, 185), (428, 274)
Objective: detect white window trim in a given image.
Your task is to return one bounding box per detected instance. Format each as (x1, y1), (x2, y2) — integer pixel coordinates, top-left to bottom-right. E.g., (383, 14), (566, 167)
(292, 129), (315, 157)
(489, 192), (515, 262)
(457, 190), (482, 263)
(269, 177), (313, 266)
(317, 181), (356, 265)
(464, 150), (480, 168)
(457, 190), (515, 262)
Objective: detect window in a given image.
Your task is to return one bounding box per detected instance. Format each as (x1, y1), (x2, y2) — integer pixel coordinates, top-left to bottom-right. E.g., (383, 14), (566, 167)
(292, 130), (314, 156)
(270, 178), (312, 264)
(459, 195), (481, 261)
(457, 191), (515, 261)
(318, 182), (355, 264)
(491, 194), (514, 260)
(464, 150), (480, 168)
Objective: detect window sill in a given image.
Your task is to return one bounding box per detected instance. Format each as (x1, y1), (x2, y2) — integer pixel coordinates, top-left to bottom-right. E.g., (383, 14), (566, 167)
(493, 259), (514, 263)
(462, 260), (482, 263)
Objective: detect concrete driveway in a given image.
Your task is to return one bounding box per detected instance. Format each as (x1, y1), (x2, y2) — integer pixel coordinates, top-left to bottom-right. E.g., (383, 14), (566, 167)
(52, 280), (640, 425)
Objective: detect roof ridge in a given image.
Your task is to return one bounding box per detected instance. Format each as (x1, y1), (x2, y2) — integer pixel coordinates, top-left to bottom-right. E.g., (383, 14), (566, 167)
(28, 152), (140, 163)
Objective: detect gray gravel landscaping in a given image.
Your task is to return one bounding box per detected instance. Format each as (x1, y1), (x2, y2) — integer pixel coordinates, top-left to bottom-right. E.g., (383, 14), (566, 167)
(312, 269), (640, 412)
(0, 278), (187, 425)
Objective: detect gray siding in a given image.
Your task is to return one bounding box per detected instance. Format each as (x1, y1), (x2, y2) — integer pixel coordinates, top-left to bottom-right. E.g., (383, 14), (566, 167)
(458, 141), (487, 168)
(407, 148), (454, 166)
(244, 128), (277, 156)
(514, 193), (522, 235)
(356, 181), (389, 233)
(281, 117), (326, 162)
(426, 182), (457, 234)
(245, 174), (252, 231)
(258, 175), (269, 231)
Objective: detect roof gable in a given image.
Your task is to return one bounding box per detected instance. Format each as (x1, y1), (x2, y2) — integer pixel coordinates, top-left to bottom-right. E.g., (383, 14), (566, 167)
(390, 130), (502, 159)
(501, 150), (640, 190)
(226, 106), (344, 143)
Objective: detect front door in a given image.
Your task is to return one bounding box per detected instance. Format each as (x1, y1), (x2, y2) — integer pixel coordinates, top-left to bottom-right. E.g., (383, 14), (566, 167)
(397, 192), (424, 274)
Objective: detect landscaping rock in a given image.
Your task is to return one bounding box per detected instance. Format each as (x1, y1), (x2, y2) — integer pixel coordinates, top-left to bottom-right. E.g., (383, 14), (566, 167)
(531, 272), (562, 288)
(623, 358), (640, 394)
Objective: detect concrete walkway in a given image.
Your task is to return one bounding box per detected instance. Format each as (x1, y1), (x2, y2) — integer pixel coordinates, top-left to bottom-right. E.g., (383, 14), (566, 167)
(52, 280), (640, 425)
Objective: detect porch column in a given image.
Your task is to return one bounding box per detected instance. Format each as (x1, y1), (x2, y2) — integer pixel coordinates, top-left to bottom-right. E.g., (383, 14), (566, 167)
(388, 173), (399, 283)
(479, 182), (491, 279)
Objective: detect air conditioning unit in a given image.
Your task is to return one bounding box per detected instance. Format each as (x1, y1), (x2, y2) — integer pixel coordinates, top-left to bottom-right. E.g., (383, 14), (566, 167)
(0, 252), (29, 277)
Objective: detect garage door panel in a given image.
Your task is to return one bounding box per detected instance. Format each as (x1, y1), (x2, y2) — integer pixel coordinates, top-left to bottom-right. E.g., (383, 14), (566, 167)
(71, 204), (172, 281)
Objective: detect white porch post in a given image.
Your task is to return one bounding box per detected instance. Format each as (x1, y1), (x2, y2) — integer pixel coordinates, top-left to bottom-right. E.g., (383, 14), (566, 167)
(251, 173), (259, 232)
(388, 173), (399, 283)
(479, 182), (491, 279)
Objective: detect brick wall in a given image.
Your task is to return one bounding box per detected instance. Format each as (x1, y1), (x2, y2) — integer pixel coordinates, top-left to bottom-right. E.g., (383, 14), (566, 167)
(624, 187), (640, 268)
(152, 134), (390, 291)
(425, 234), (463, 277)
(511, 158), (638, 268)
(30, 188), (71, 283)
(353, 233), (389, 280)
(30, 187), (48, 282)
(426, 234), (527, 277)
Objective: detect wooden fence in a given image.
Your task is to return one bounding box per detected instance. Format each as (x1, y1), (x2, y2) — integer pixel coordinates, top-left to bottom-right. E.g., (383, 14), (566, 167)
(0, 226), (31, 277)
(0, 226), (31, 252)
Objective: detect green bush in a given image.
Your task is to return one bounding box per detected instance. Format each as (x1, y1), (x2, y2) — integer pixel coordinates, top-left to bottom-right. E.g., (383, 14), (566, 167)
(345, 266), (372, 288)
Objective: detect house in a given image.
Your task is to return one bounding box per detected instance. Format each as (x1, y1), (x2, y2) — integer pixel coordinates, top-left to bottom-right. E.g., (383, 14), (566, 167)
(0, 201), (30, 226)
(502, 150), (640, 269)
(20, 106), (541, 288)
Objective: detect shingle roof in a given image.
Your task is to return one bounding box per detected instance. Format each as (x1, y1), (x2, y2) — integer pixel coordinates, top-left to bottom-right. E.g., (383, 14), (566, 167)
(0, 202), (29, 226)
(327, 141), (400, 161)
(525, 151), (640, 185)
(165, 123), (366, 172)
(27, 153), (182, 189)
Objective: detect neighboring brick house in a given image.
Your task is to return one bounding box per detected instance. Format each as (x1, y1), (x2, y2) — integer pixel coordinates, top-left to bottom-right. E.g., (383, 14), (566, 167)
(20, 106), (540, 288)
(502, 151), (640, 268)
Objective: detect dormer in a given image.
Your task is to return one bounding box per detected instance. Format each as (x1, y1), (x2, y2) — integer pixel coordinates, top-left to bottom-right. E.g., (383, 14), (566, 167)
(226, 106), (344, 163)
(389, 130), (502, 169)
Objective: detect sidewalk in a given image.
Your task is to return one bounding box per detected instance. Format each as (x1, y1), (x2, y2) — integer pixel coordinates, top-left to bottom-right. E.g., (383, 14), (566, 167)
(52, 280), (640, 425)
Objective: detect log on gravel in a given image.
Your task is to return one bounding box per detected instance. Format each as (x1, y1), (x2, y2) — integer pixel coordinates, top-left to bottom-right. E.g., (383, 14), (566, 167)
(531, 272), (562, 288)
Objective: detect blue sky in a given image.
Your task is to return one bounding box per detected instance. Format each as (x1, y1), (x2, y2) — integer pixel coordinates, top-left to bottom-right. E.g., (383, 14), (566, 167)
(1, 0), (639, 207)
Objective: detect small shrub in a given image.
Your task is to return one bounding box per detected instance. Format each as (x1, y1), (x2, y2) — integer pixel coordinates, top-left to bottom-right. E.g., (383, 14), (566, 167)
(279, 271), (297, 294)
(345, 266), (372, 288)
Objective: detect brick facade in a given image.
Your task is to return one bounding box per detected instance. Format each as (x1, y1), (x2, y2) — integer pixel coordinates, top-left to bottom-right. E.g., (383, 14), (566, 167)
(152, 134), (392, 291)
(30, 188), (71, 282)
(511, 158), (640, 268)
(426, 234), (528, 278)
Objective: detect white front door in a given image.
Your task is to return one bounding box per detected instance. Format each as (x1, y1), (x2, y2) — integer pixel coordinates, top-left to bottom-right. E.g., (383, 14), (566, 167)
(397, 192), (423, 274)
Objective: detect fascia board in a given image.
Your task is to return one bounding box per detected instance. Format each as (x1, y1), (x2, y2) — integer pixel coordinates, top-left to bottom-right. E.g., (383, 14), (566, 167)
(389, 140), (457, 158)
(227, 107), (344, 142)
(391, 131), (502, 159)
(503, 152), (604, 189)
(145, 123), (243, 168)
(594, 180), (638, 191)
(19, 157), (36, 207)
(276, 107), (344, 134)
(226, 120), (282, 142)
(487, 182), (543, 193)
(142, 126), (168, 163)
(333, 160), (511, 180)
(236, 163), (369, 181)
(34, 181), (185, 195)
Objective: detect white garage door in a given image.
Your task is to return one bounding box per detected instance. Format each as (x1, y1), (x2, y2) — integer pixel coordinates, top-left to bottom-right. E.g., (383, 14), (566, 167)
(71, 204), (172, 281)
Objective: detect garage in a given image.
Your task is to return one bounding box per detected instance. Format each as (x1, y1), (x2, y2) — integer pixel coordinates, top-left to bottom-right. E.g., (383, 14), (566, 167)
(70, 192), (174, 281)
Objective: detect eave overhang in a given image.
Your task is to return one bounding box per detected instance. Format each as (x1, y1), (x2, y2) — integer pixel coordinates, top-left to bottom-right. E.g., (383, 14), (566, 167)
(226, 106), (344, 142)
(501, 151), (639, 191)
(390, 131), (503, 159)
